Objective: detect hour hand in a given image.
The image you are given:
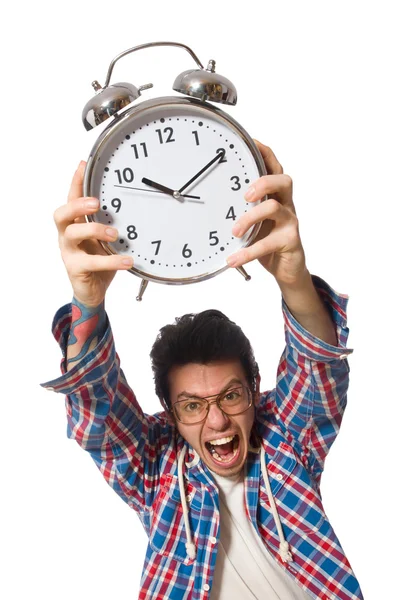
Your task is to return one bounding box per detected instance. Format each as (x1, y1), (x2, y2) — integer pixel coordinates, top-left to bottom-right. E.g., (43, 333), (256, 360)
(141, 177), (201, 201)
(142, 177), (178, 198)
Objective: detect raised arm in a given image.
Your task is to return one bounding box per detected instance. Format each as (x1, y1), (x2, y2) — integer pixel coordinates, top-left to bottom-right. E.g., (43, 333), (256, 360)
(226, 142), (352, 482)
(42, 162), (173, 511)
(227, 141), (336, 346)
(52, 161), (133, 367)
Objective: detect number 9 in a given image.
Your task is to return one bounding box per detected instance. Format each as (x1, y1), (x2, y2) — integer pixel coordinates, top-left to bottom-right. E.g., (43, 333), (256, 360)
(111, 198), (122, 213)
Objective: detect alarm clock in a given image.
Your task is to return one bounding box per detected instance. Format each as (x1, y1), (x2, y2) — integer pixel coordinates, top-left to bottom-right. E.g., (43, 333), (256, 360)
(82, 41), (267, 300)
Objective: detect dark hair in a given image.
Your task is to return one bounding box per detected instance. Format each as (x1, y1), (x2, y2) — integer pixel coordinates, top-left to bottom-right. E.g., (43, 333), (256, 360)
(150, 309), (259, 411)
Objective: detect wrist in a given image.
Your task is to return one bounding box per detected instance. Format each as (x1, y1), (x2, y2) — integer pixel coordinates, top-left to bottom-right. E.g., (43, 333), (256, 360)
(72, 295), (105, 312)
(72, 296), (105, 314)
(276, 268), (315, 310)
(277, 270), (338, 345)
(67, 298), (107, 370)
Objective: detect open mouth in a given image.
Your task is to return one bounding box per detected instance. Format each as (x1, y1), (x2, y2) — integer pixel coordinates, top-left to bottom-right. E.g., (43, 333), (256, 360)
(204, 434), (240, 466)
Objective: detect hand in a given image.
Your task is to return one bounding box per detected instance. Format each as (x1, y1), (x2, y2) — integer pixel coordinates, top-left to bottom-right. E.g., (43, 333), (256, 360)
(178, 149), (225, 194)
(53, 161), (134, 307)
(226, 140), (306, 286)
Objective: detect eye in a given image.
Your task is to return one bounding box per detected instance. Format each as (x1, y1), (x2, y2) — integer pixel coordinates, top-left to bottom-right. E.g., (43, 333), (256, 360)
(183, 402), (201, 413)
(224, 388), (242, 401)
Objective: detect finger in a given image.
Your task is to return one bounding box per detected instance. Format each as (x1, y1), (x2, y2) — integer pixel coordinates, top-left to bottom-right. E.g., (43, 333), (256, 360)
(253, 140), (283, 175)
(66, 253), (134, 275)
(245, 174), (294, 211)
(227, 232), (285, 268)
(63, 222), (119, 249)
(232, 198), (292, 238)
(67, 161), (86, 203)
(53, 197), (99, 233)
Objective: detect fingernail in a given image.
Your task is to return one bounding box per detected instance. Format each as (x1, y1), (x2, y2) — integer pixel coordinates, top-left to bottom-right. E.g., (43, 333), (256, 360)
(122, 257), (133, 266)
(232, 223), (242, 237)
(85, 199), (99, 208)
(105, 227), (118, 239)
(78, 160), (85, 169)
(245, 186), (255, 200)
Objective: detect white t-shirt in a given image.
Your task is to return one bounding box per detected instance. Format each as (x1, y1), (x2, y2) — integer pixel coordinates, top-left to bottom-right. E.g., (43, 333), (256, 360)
(210, 469), (311, 600)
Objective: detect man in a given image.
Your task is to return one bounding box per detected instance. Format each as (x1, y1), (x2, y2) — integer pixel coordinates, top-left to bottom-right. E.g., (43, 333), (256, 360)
(42, 142), (363, 599)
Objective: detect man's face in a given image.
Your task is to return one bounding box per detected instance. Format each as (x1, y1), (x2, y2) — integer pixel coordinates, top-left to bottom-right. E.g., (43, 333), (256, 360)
(168, 360), (258, 477)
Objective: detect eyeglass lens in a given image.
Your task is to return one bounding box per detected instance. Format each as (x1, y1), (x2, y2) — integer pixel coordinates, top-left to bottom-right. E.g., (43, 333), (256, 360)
(174, 386), (251, 424)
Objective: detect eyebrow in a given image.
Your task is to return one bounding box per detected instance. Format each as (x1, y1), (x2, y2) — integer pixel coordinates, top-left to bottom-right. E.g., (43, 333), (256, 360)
(176, 378), (244, 402)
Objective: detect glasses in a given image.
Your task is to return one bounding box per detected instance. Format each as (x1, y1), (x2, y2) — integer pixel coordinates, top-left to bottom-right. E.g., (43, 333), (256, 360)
(171, 385), (253, 425)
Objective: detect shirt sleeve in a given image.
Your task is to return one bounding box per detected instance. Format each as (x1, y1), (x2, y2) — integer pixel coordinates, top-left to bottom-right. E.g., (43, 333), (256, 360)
(259, 275), (353, 485)
(41, 304), (173, 513)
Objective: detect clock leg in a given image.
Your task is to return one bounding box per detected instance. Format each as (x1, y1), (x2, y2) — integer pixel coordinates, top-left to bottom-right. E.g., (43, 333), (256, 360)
(136, 279), (149, 301)
(236, 266), (251, 281)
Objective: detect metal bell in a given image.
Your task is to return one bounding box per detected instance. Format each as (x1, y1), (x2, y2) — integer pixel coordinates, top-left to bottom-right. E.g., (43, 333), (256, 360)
(173, 59), (237, 105)
(82, 81), (152, 131)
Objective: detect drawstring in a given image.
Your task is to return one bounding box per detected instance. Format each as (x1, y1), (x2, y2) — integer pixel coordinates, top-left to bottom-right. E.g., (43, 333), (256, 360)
(177, 443), (293, 564)
(260, 446), (293, 563)
(177, 445), (196, 560)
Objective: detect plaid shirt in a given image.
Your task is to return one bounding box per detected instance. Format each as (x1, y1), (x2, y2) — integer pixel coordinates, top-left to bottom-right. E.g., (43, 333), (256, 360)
(42, 276), (363, 600)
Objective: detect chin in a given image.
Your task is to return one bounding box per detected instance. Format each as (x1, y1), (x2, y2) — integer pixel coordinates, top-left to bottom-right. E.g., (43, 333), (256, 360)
(208, 462), (245, 477)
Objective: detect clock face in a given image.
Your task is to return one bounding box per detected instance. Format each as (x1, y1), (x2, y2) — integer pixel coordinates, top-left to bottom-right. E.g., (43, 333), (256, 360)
(86, 97), (265, 283)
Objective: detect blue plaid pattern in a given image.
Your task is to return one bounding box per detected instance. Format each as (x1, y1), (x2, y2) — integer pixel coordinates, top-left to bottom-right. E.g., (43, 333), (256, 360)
(42, 276), (363, 600)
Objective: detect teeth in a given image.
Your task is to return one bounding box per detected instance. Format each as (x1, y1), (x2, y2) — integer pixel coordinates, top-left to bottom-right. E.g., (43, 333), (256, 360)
(208, 435), (235, 446)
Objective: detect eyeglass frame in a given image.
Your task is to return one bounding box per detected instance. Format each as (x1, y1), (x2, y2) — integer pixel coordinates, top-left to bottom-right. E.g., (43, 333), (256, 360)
(170, 384), (254, 425)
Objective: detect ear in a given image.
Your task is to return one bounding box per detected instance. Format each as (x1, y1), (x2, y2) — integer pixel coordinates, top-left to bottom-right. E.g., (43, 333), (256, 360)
(165, 409), (176, 427)
(253, 373), (261, 407)
(159, 395), (175, 426)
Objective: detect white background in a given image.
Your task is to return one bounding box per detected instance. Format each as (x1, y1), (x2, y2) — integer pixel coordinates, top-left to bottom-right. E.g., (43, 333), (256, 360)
(2, 1), (395, 598)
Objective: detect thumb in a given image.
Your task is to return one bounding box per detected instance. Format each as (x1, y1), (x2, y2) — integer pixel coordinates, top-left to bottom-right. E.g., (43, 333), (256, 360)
(67, 160), (86, 203)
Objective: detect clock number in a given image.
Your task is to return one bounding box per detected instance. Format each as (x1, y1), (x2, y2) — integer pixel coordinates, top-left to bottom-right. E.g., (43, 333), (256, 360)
(127, 225), (138, 240)
(182, 243), (192, 258)
(192, 131), (200, 146)
(111, 198), (122, 213)
(216, 148), (227, 163)
(226, 206), (237, 221)
(115, 168), (134, 184)
(131, 142), (148, 159)
(151, 240), (162, 255)
(230, 176), (241, 191)
(156, 127), (175, 144)
(209, 231), (219, 246)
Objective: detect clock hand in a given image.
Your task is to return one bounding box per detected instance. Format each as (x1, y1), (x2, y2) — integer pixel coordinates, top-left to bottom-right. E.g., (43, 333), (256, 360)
(142, 177), (184, 202)
(178, 149), (225, 194)
(114, 183), (202, 201)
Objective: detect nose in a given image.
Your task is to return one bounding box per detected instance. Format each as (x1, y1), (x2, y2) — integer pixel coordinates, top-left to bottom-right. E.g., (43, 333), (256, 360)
(206, 400), (231, 430)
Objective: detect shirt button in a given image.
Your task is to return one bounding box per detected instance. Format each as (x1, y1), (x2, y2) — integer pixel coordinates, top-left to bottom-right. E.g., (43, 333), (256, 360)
(186, 494), (192, 502)
(210, 536), (216, 544)
(339, 353), (349, 360)
(276, 473), (283, 481)
(203, 584), (210, 592)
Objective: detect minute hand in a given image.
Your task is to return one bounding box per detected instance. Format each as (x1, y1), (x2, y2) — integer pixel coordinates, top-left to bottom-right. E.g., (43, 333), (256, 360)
(178, 150), (225, 194)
